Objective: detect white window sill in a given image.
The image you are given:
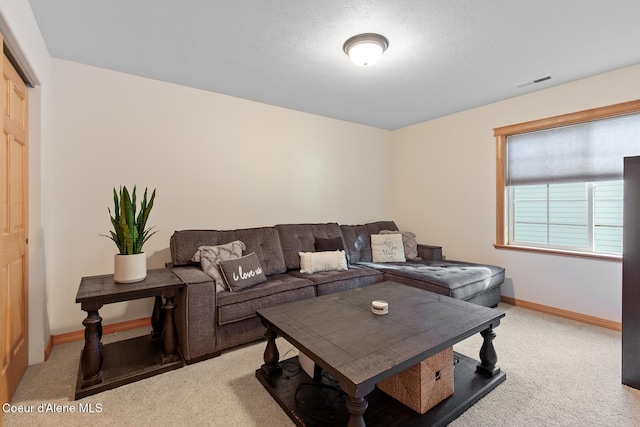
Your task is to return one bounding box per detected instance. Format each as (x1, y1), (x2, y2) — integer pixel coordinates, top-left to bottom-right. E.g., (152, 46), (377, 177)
(494, 244), (622, 262)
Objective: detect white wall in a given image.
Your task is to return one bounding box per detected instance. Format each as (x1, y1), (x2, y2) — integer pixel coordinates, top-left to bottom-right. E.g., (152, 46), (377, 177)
(0, 0), (53, 364)
(391, 64), (640, 323)
(49, 59), (392, 334)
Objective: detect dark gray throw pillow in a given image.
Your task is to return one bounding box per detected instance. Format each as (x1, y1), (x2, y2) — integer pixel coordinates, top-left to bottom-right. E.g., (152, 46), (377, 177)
(314, 237), (344, 252)
(218, 252), (267, 291)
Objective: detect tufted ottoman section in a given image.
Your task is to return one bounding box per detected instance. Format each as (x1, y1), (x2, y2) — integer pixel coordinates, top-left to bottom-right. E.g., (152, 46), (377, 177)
(357, 260), (504, 303)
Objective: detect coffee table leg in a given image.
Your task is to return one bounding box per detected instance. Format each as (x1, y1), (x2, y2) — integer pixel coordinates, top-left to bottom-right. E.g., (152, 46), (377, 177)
(477, 326), (500, 377)
(345, 396), (368, 427)
(80, 305), (104, 388)
(261, 322), (282, 377)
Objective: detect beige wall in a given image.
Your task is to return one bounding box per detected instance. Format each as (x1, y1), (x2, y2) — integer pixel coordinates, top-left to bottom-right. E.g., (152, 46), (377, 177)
(49, 59), (392, 334)
(391, 63), (640, 323)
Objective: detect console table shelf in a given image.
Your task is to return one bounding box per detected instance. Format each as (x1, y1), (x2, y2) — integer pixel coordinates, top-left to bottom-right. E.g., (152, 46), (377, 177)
(75, 334), (183, 400)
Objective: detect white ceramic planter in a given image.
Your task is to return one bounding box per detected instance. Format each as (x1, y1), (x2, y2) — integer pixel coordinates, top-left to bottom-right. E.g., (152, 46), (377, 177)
(114, 253), (147, 283)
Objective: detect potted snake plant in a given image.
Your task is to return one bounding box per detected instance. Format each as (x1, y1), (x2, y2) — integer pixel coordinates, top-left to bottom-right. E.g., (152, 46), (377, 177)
(104, 186), (157, 283)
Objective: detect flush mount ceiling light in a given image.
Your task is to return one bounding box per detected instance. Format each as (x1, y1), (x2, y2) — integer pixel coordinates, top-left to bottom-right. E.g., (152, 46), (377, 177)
(343, 33), (389, 67)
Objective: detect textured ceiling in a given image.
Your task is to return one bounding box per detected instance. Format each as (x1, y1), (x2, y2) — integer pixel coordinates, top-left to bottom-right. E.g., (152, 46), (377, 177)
(27, 0), (640, 130)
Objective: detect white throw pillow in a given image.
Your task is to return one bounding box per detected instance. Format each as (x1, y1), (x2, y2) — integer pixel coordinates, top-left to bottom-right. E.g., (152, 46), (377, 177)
(380, 230), (419, 260)
(371, 233), (406, 263)
(299, 250), (348, 274)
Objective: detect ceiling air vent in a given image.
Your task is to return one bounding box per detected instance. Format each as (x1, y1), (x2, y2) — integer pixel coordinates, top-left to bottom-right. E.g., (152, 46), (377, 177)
(515, 76), (551, 88)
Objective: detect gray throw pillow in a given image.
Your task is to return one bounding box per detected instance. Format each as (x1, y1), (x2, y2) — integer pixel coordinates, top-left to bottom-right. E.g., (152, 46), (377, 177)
(218, 252), (267, 291)
(191, 240), (246, 292)
(314, 237), (345, 252)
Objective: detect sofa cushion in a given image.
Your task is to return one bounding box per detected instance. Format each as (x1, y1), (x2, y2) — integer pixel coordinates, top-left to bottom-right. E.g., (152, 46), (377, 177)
(340, 221), (399, 263)
(299, 250), (348, 274)
(171, 230), (222, 266)
(371, 233), (406, 262)
(219, 252), (268, 291)
(287, 265), (384, 296)
(216, 274), (315, 325)
(358, 260), (504, 301)
(170, 227), (287, 276)
(228, 228), (287, 276)
(275, 223), (344, 270)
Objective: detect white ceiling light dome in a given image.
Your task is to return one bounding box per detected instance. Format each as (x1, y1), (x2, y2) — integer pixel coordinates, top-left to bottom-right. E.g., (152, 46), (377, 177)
(343, 33), (389, 67)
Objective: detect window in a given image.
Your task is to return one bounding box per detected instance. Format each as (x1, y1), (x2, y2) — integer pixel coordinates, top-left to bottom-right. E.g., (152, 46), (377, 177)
(509, 181), (623, 254)
(494, 100), (640, 258)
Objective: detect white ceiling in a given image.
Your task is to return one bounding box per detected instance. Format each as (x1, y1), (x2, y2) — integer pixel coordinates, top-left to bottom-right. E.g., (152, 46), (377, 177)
(27, 0), (640, 130)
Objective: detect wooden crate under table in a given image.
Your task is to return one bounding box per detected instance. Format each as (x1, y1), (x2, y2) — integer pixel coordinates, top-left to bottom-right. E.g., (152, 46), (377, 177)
(376, 347), (454, 414)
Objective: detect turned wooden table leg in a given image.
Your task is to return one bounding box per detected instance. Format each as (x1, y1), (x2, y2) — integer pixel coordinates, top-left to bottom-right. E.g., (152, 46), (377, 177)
(160, 295), (180, 364)
(261, 323), (282, 377)
(477, 326), (501, 377)
(80, 304), (104, 388)
(346, 396), (368, 427)
(151, 295), (164, 340)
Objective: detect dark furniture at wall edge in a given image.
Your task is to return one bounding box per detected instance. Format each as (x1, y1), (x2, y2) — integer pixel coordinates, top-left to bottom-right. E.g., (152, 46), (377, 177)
(623, 156), (640, 389)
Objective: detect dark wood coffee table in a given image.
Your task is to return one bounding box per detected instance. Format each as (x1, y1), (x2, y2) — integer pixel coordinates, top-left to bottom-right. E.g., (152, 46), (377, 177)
(255, 281), (506, 426)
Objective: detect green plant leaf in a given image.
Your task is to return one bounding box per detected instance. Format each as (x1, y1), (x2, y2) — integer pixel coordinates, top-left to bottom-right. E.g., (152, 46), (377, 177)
(103, 185), (157, 254)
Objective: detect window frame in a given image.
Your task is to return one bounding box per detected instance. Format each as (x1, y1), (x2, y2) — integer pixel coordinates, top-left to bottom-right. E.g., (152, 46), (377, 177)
(494, 99), (640, 261)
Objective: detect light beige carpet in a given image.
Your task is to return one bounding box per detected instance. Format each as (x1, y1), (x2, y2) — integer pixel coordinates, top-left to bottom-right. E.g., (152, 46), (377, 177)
(3, 303), (640, 426)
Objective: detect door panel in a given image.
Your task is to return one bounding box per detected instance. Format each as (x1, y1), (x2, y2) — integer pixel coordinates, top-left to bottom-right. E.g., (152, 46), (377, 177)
(0, 37), (29, 408)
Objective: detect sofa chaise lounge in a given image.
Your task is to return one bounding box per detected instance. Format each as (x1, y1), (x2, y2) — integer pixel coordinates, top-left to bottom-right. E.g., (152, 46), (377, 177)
(168, 221), (505, 363)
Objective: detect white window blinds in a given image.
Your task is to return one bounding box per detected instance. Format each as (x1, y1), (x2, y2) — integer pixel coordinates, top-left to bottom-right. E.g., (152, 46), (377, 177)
(506, 113), (640, 186)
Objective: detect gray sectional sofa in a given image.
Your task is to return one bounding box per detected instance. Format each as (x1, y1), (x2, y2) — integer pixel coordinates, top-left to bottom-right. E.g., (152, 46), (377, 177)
(168, 221), (505, 363)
